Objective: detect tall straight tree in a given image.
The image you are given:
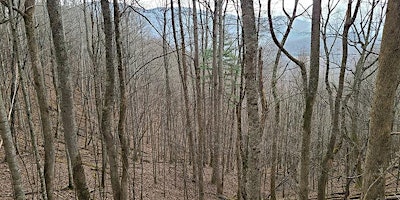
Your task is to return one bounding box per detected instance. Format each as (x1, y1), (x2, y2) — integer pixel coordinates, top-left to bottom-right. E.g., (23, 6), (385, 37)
(192, 0), (205, 199)
(240, 0), (262, 199)
(362, 0), (400, 199)
(172, 0), (197, 179)
(211, 0), (222, 194)
(46, 0), (90, 199)
(268, 0), (321, 199)
(100, 0), (122, 199)
(299, 1), (321, 199)
(113, 0), (130, 199)
(23, 0), (55, 199)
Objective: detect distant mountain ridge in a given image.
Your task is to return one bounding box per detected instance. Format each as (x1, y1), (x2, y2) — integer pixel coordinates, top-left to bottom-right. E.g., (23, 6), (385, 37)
(136, 6), (315, 54)
(132, 6), (380, 56)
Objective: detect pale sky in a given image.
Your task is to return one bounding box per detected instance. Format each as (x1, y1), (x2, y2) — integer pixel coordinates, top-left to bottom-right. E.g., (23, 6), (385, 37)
(135, 0), (314, 15)
(133, 0), (367, 23)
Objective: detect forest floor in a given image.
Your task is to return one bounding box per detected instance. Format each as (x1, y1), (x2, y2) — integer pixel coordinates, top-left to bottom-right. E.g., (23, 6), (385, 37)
(0, 133), (239, 200)
(2, 132), (400, 199)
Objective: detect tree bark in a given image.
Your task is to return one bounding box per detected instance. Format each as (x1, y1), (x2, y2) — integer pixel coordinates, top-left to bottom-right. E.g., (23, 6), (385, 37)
(0, 87), (25, 200)
(6, 0), (19, 156)
(99, 0), (122, 199)
(362, 0), (400, 199)
(216, 1), (224, 194)
(240, 0), (261, 199)
(211, 0), (222, 194)
(46, 1), (90, 199)
(192, 0), (205, 199)
(162, 0), (173, 196)
(23, 1), (55, 199)
(299, 1), (321, 199)
(113, 1), (129, 199)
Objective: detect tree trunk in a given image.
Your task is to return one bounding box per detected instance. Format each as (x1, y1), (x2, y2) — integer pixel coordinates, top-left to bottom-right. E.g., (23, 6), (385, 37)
(23, 1), (55, 199)
(234, 3), (246, 197)
(0, 85), (25, 200)
(267, 1), (320, 198)
(211, 0), (223, 194)
(162, 1), (172, 195)
(46, 1), (90, 199)
(240, 0), (261, 199)
(269, 4), (298, 196)
(362, 0), (400, 199)
(82, 0), (106, 190)
(192, 0), (205, 199)
(217, 1), (225, 193)
(19, 65), (47, 200)
(113, 1), (129, 199)
(236, 60), (246, 200)
(99, 0), (122, 199)
(180, 0), (197, 180)
(6, 0), (19, 156)
(299, 1), (321, 199)
(317, 1), (360, 199)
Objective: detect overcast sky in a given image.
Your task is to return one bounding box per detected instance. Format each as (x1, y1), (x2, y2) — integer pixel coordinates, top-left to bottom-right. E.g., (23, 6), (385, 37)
(136, 0), (315, 15)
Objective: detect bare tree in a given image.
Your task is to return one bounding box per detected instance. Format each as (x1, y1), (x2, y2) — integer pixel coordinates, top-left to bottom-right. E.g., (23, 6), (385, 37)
(23, 0), (55, 199)
(268, 0), (321, 199)
(317, 1), (361, 199)
(100, 0), (122, 199)
(211, 0), (222, 194)
(4, 0), (19, 155)
(241, 0), (262, 198)
(192, 0), (205, 199)
(46, 0), (90, 199)
(171, 0), (197, 180)
(345, 0), (383, 191)
(362, 0), (400, 199)
(0, 86), (25, 200)
(113, 1), (130, 199)
(300, 2), (321, 199)
(269, 2), (301, 199)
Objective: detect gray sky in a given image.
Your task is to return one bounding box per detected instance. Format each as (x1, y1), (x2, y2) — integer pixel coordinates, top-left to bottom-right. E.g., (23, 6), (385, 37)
(136, 0), (314, 15)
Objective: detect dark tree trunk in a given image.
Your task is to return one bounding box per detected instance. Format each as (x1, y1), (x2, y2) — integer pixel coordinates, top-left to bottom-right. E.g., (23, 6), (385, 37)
(113, 1), (129, 199)
(299, 1), (321, 199)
